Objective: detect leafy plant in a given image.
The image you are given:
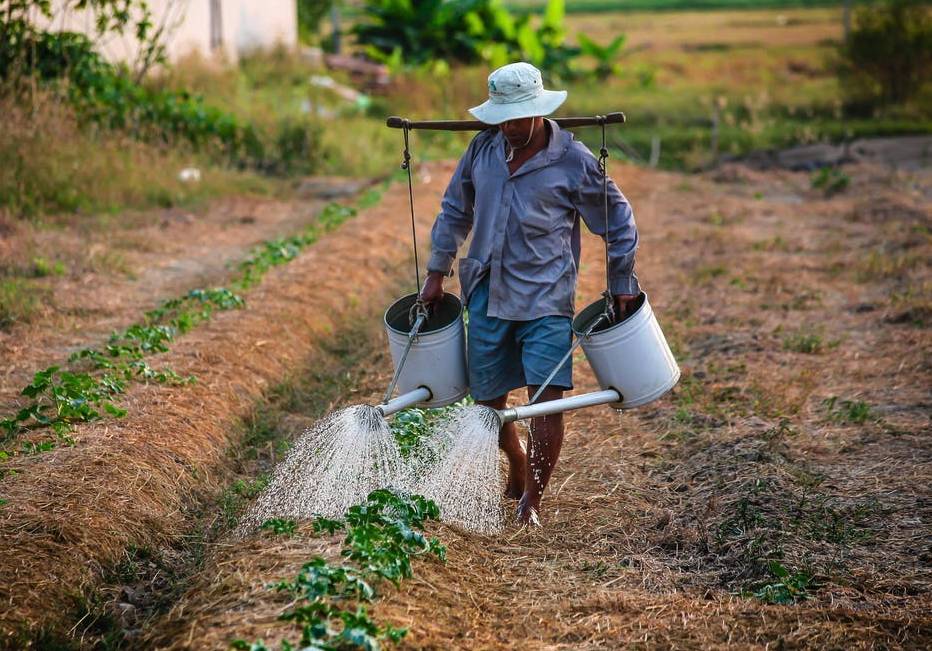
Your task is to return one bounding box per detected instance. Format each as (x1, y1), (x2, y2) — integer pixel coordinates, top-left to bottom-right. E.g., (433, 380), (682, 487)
(261, 518), (299, 537)
(235, 490), (444, 651)
(750, 561), (814, 604)
(822, 396), (872, 424)
(810, 167), (850, 196)
(354, 0), (579, 75)
(577, 33), (626, 79)
(782, 331), (823, 354)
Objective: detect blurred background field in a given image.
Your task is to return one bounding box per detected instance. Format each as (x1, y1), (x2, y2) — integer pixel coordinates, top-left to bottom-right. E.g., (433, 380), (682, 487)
(0, 0), (929, 218)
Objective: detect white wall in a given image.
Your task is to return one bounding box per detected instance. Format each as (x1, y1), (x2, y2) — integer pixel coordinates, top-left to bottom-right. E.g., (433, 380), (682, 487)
(43, 0), (297, 65)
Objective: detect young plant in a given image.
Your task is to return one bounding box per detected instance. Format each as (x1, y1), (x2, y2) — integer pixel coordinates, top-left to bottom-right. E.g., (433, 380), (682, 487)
(261, 518), (299, 537)
(236, 490), (444, 651)
(750, 561), (815, 604)
(822, 396), (872, 424)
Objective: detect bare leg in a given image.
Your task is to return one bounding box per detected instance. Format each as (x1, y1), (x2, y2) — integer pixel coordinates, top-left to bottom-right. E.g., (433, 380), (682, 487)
(517, 386), (564, 524)
(478, 393), (526, 499)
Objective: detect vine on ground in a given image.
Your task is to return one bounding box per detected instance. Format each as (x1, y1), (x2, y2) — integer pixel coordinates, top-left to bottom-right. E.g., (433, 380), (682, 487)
(0, 197), (367, 464)
(234, 489), (445, 651)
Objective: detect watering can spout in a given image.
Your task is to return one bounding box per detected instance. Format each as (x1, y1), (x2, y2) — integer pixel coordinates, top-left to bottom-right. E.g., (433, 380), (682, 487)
(495, 388), (622, 425)
(375, 386), (432, 418)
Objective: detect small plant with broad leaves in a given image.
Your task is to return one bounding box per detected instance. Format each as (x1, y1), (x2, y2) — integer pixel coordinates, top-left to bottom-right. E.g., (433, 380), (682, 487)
(232, 490), (444, 651)
(261, 518), (298, 537)
(577, 33), (626, 79)
(749, 561), (815, 604)
(810, 167), (850, 197)
(822, 396), (872, 424)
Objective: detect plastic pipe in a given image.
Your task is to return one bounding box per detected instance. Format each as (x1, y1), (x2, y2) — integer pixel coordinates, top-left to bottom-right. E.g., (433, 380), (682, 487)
(375, 386), (432, 418)
(496, 389), (621, 424)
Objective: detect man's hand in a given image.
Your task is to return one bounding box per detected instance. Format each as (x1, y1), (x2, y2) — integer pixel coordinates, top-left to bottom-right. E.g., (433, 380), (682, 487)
(613, 294), (638, 321)
(420, 271), (445, 306)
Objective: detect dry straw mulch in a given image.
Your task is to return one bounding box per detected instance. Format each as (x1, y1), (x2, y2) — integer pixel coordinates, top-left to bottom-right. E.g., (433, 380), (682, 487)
(141, 163), (930, 650)
(0, 161), (455, 647)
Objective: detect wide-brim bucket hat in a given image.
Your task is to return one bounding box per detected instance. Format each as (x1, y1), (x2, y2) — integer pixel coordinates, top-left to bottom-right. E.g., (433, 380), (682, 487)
(468, 62), (567, 125)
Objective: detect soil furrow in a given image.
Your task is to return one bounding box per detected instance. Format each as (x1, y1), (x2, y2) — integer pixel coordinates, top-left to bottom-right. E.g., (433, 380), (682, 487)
(0, 164), (451, 647)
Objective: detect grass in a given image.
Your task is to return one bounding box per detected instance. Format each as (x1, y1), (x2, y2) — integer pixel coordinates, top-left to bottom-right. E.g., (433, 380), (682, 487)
(782, 328), (825, 354)
(0, 278), (47, 330)
(0, 92), (279, 221)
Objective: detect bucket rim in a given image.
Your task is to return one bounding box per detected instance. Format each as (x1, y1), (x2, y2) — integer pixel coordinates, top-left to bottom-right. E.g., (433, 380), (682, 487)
(384, 292), (463, 336)
(572, 291), (648, 337)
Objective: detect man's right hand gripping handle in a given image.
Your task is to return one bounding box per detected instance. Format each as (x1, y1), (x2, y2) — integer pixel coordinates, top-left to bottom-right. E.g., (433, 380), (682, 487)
(419, 271), (445, 307)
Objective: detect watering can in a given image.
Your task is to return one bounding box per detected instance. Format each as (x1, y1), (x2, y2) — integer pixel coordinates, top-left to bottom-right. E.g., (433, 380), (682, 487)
(492, 292), (680, 424)
(375, 292), (468, 417)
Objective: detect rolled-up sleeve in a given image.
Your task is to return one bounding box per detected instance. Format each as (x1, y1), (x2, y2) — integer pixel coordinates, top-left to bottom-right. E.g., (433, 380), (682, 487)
(427, 141), (477, 275)
(573, 152), (640, 295)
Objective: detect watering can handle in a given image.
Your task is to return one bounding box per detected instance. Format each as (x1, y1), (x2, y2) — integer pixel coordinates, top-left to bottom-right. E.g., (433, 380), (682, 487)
(386, 113), (626, 131)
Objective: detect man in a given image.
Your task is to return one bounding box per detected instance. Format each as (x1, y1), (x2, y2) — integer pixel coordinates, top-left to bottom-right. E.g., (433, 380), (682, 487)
(420, 62), (639, 526)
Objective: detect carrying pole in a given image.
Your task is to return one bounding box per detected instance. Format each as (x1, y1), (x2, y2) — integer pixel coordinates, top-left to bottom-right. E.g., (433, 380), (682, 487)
(387, 113), (625, 132)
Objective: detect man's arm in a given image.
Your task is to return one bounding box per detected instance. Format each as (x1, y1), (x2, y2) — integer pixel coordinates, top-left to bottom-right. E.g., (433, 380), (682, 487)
(421, 142), (477, 304)
(572, 150), (640, 317)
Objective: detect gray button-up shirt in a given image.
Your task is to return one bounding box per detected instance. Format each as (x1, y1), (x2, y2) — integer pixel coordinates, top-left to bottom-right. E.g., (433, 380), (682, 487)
(427, 119), (639, 320)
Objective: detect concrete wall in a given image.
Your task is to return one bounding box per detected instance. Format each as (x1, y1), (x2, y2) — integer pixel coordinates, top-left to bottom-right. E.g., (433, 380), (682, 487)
(44, 0), (297, 65)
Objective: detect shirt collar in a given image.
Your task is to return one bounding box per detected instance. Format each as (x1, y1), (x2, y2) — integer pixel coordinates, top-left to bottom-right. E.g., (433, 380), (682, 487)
(493, 118), (572, 177)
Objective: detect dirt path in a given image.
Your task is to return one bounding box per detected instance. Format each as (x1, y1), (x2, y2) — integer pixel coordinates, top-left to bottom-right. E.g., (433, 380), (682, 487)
(140, 161), (930, 649)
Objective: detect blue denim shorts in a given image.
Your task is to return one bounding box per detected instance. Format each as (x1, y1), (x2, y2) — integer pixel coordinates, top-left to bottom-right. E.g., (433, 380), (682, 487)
(466, 276), (573, 401)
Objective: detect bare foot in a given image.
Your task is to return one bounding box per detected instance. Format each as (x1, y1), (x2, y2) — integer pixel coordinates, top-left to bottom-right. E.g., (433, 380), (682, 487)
(516, 493), (542, 527)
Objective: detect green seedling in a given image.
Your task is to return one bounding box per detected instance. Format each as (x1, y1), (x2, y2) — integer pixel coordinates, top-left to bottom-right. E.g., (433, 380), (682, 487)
(822, 396), (872, 424)
(811, 167), (849, 196)
(238, 490), (443, 651)
(750, 561), (814, 604)
(260, 518), (298, 537)
(783, 331), (823, 354)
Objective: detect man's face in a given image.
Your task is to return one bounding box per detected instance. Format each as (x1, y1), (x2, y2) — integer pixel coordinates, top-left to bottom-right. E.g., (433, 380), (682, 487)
(499, 117), (536, 147)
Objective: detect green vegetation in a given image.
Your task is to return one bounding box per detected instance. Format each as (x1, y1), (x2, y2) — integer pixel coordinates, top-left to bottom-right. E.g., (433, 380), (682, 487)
(749, 561), (815, 604)
(838, 0), (932, 107)
(261, 518), (300, 537)
(221, 476), (271, 527)
(811, 166), (850, 196)
(354, 0), (577, 74)
(0, 278), (45, 329)
(389, 398), (473, 457)
(232, 489), (445, 651)
(822, 396), (872, 424)
(0, 188), (373, 463)
(782, 329), (824, 354)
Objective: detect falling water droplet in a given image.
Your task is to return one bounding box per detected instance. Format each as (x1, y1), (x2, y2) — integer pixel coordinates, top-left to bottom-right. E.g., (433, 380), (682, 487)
(409, 406), (504, 534)
(241, 405), (403, 531)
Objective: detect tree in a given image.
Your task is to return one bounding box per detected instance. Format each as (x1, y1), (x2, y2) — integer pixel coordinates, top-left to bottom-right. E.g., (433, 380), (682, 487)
(839, 0), (932, 106)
